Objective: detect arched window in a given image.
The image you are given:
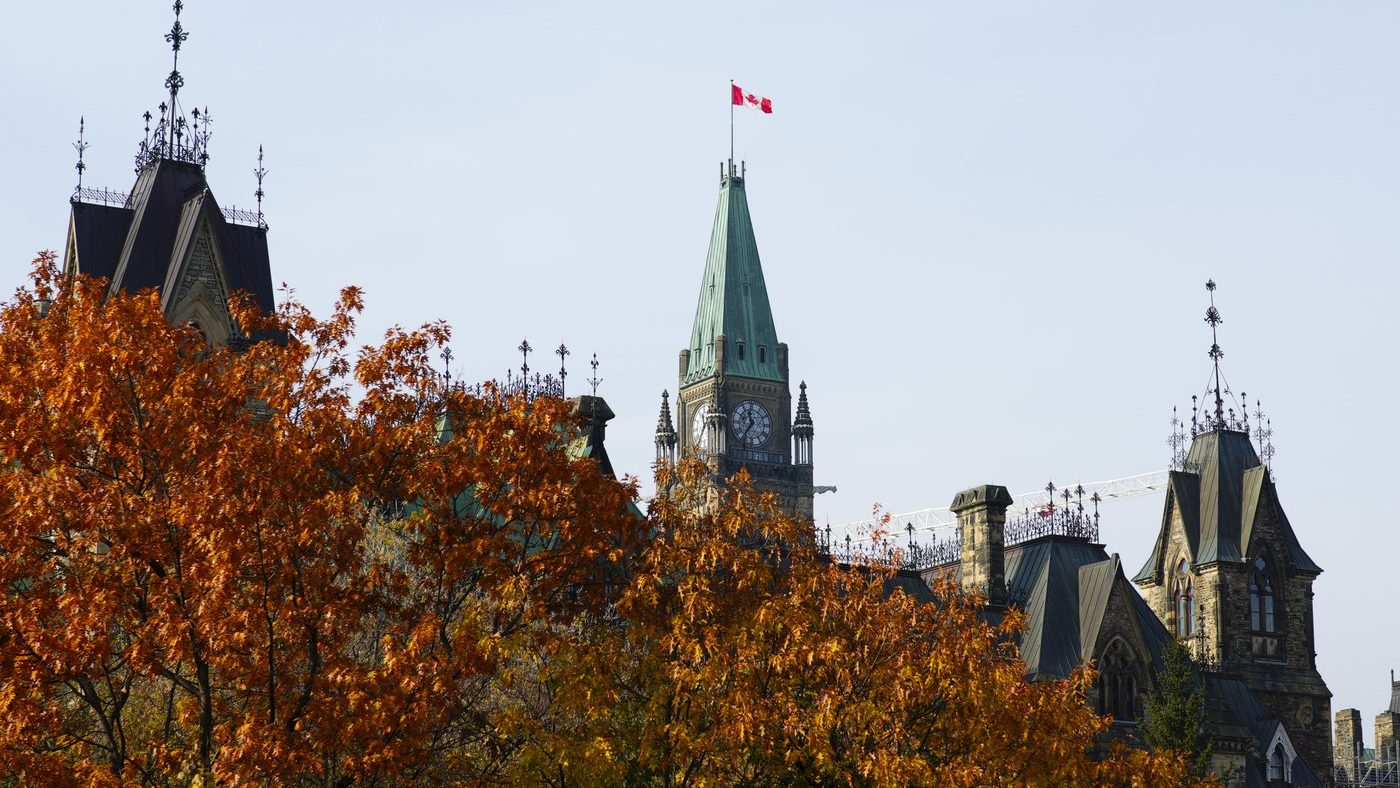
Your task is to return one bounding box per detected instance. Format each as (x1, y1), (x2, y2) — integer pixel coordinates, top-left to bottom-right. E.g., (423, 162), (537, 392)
(1096, 638), (1139, 722)
(1268, 740), (1291, 784)
(1173, 559), (1195, 638)
(1250, 554), (1276, 632)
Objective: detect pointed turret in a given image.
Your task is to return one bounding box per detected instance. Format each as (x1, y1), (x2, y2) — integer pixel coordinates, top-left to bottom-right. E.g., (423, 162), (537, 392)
(793, 381), (813, 466)
(683, 163), (781, 385)
(654, 390), (677, 465)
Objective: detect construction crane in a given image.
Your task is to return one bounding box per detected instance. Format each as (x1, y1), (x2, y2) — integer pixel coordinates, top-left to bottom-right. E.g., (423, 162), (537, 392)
(831, 470), (1170, 536)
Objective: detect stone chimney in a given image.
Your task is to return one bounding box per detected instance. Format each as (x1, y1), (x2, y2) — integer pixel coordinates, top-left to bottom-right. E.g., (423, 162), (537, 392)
(1335, 709), (1363, 783)
(951, 484), (1013, 607)
(1378, 709), (1399, 771)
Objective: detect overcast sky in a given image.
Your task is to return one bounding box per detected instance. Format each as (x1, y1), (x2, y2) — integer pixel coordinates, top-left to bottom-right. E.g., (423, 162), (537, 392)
(3, 1), (1396, 740)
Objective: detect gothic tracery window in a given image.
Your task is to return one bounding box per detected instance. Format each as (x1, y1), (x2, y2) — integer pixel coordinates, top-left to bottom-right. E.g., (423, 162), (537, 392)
(1096, 638), (1140, 722)
(1173, 559), (1195, 638)
(1250, 554), (1276, 632)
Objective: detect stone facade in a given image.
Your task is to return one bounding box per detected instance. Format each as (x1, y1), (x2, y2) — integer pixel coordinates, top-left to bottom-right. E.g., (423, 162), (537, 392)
(1085, 570), (1154, 724)
(167, 220), (233, 346)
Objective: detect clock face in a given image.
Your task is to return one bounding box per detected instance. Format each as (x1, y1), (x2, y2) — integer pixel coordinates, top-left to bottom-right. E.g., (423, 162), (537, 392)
(691, 403), (712, 450)
(730, 400), (772, 448)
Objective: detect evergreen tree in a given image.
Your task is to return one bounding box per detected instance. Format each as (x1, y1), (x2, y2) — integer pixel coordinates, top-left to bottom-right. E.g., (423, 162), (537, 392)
(1143, 637), (1214, 779)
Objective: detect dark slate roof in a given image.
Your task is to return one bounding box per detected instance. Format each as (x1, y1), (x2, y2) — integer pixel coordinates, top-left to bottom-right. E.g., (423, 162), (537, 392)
(66, 159), (273, 314)
(68, 202), (134, 282)
(1133, 428), (1320, 582)
(1209, 676), (1325, 788)
(1002, 538), (1161, 679)
(1005, 539), (1174, 680)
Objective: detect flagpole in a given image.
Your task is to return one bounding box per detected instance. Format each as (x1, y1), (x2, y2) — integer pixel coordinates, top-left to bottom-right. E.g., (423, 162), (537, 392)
(729, 79), (735, 171)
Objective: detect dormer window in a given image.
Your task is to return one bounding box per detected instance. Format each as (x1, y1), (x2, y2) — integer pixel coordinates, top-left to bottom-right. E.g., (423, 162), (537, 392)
(758, 345), (767, 364)
(737, 342), (746, 360)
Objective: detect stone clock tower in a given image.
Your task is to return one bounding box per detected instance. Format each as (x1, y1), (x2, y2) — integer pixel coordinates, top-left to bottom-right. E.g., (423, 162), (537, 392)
(655, 161), (814, 520)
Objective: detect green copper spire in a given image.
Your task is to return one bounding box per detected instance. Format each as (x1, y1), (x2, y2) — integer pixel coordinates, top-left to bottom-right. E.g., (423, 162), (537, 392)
(684, 166), (782, 384)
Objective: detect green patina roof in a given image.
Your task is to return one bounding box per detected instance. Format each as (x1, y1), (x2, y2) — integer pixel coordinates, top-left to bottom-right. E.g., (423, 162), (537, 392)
(684, 173), (782, 384)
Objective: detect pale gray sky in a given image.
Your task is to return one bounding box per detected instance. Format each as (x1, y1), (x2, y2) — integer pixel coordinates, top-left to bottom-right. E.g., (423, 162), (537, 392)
(3, 1), (1396, 739)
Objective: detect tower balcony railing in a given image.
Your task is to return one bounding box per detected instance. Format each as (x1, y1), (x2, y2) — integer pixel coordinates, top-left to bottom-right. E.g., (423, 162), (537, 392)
(817, 501), (1103, 573)
(72, 185), (267, 229)
(816, 525), (959, 572)
(1004, 505), (1099, 546)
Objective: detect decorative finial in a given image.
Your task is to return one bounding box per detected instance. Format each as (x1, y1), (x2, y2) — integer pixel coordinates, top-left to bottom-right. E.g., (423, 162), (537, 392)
(253, 145), (267, 228)
(1168, 406), (1187, 470)
(588, 353), (601, 397)
(1257, 413), (1276, 477)
(555, 343), (569, 396)
(440, 346), (454, 385)
(1205, 279), (1226, 428)
(194, 106), (212, 166)
(1090, 491), (1102, 523)
(72, 116), (89, 195)
(518, 338), (532, 378)
(1045, 481), (1056, 513)
(163, 1), (189, 151)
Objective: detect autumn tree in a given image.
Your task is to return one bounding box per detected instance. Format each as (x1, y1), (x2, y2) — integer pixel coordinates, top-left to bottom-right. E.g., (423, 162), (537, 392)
(0, 254), (640, 785)
(0, 254), (1209, 786)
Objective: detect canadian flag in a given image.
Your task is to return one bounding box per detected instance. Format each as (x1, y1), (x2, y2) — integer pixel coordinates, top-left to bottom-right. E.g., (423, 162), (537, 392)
(732, 84), (773, 114)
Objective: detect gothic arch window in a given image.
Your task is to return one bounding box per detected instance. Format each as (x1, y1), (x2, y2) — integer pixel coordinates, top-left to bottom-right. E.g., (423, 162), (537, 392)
(1095, 638), (1140, 722)
(1173, 559), (1195, 638)
(1250, 553), (1276, 632)
(1267, 739), (1293, 784)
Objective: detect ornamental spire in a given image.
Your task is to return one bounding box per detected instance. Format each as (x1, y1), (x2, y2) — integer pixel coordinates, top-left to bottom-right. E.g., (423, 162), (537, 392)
(72, 116), (89, 195)
(253, 145), (268, 229)
(655, 391), (678, 465)
(1205, 279), (1226, 428)
(163, 1), (188, 151)
(134, 1), (212, 171)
